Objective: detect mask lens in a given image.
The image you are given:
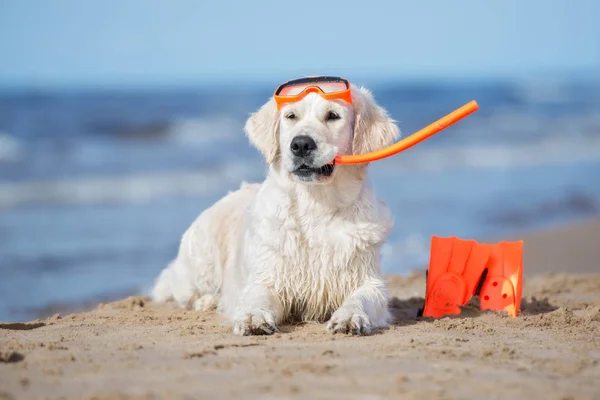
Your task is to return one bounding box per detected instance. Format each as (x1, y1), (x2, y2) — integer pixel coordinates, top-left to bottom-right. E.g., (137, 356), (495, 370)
(278, 83), (311, 96)
(278, 79), (348, 96)
(315, 81), (348, 93)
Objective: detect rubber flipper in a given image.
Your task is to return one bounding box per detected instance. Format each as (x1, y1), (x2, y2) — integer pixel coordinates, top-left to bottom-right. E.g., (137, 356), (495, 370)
(422, 236), (523, 318)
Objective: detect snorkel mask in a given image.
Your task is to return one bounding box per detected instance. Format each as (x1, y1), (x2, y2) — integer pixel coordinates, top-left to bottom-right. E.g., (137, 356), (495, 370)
(274, 76), (352, 110)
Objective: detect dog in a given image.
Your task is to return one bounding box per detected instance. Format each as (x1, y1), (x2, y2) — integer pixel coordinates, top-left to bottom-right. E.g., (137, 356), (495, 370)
(151, 83), (399, 336)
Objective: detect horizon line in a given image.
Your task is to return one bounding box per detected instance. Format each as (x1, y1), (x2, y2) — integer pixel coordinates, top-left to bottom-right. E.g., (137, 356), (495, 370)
(1, 68), (599, 93)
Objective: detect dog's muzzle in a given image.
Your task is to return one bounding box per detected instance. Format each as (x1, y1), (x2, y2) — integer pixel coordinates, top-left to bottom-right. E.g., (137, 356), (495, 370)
(289, 135), (336, 178)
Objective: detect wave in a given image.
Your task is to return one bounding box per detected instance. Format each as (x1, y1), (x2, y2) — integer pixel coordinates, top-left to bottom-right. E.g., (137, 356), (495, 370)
(0, 133), (21, 162)
(0, 160), (265, 209)
(376, 135), (600, 172)
(167, 115), (244, 145)
(0, 135), (598, 209)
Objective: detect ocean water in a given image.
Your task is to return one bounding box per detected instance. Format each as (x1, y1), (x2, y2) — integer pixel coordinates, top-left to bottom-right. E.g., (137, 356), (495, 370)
(1, 78), (599, 322)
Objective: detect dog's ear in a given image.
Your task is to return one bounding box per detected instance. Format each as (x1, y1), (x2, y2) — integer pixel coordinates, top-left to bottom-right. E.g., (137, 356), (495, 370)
(351, 85), (399, 156)
(244, 97), (280, 164)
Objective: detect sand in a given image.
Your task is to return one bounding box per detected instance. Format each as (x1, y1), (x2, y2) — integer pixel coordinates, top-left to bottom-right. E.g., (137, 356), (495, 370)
(1, 219), (600, 400)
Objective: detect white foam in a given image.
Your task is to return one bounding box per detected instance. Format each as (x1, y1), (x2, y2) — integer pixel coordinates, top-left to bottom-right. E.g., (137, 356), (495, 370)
(0, 135), (598, 209)
(0, 161), (264, 209)
(378, 135), (600, 173)
(168, 116), (243, 145)
(0, 133), (21, 162)
(515, 79), (574, 104)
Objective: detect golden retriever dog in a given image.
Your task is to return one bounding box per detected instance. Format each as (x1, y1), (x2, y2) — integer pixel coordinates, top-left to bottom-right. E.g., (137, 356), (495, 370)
(151, 83), (399, 336)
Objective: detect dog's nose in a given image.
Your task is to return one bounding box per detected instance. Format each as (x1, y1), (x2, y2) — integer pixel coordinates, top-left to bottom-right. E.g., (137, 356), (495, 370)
(290, 135), (317, 158)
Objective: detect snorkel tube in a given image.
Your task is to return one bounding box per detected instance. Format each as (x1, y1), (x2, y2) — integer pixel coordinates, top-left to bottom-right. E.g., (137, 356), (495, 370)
(336, 100), (479, 165)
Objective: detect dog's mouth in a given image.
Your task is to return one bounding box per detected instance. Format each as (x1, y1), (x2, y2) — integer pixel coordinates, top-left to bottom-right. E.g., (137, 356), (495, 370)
(292, 160), (336, 178)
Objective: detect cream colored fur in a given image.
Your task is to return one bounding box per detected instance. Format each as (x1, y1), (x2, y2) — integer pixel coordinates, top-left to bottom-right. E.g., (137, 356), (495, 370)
(151, 84), (400, 336)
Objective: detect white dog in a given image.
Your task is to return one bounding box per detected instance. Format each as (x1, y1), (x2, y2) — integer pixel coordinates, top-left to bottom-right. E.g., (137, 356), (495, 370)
(151, 83), (399, 336)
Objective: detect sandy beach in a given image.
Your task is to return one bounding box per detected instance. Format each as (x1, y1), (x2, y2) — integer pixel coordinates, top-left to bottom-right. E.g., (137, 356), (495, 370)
(1, 218), (599, 400)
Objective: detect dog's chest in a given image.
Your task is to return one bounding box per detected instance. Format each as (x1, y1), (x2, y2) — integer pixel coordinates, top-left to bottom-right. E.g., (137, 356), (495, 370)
(246, 183), (393, 321)
(262, 211), (385, 321)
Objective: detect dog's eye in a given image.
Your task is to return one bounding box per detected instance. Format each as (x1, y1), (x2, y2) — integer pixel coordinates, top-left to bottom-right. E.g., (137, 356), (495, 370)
(285, 112), (296, 120)
(326, 111), (340, 121)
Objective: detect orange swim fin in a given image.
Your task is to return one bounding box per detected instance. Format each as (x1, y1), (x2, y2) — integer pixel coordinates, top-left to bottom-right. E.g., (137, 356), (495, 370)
(421, 236), (488, 318)
(421, 236), (523, 318)
(478, 240), (524, 317)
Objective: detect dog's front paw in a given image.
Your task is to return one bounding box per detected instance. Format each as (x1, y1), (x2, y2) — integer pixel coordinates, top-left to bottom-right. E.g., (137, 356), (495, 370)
(326, 307), (372, 336)
(232, 309), (278, 336)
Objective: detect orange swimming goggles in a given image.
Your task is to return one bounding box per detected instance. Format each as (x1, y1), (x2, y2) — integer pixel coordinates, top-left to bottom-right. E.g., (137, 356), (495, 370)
(273, 76), (353, 110)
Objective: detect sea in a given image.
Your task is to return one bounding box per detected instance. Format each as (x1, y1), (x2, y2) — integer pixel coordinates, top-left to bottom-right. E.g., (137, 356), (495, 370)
(1, 77), (599, 322)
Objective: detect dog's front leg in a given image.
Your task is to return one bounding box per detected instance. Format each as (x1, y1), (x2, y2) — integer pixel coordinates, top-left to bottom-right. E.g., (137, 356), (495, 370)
(232, 281), (282, 336)
(326, 276), (391, 336)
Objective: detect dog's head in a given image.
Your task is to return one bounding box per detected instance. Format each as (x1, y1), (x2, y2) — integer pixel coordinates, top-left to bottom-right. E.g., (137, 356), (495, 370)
(244, 85), (399, 184)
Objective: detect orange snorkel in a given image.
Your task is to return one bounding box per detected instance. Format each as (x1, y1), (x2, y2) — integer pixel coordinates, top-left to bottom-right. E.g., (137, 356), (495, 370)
(336, 100), (480, 164)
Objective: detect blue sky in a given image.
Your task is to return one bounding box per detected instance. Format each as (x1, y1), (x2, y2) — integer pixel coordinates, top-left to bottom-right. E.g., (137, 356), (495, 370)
(1, 0), (599, 88)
